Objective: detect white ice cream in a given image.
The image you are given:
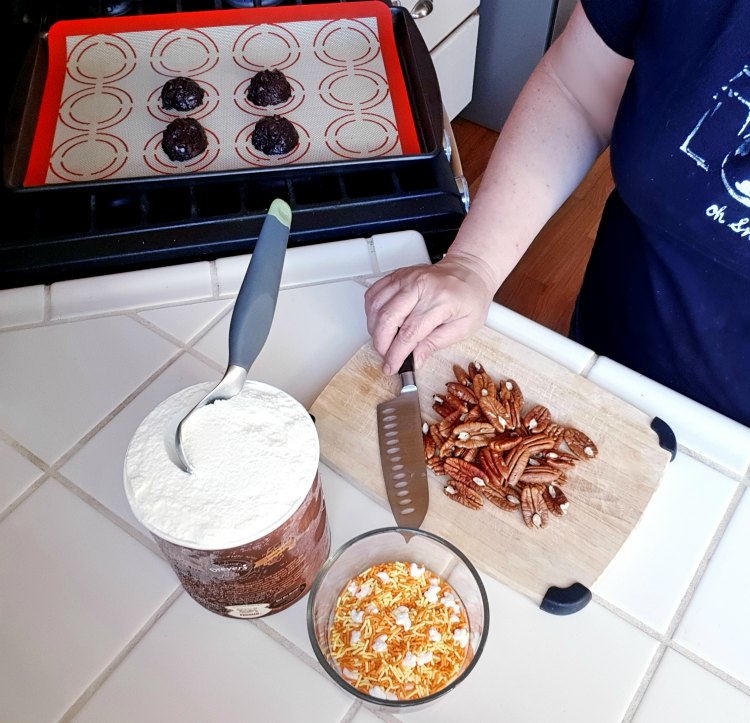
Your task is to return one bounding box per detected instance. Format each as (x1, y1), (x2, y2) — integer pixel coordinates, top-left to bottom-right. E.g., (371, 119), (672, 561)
(124, 380), (319, 549)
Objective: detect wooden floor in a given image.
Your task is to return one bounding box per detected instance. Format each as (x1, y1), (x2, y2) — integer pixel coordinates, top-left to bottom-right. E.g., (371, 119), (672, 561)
(451, 117), (614, 335)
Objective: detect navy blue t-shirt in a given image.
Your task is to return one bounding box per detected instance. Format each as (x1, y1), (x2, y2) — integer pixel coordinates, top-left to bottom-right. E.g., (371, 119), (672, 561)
(571, 0), (750, 425)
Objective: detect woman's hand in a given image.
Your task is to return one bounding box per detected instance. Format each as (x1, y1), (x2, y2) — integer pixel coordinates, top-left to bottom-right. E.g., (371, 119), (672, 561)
(364, 253), (496, 375)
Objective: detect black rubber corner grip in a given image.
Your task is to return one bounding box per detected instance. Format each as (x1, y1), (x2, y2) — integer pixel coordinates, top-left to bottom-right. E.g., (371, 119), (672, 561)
(540, 582), (592, 615)
(650, 416), (677, 461)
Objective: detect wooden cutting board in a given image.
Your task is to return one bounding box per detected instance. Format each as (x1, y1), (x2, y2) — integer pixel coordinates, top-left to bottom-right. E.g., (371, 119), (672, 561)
(310, 326), (673, 608)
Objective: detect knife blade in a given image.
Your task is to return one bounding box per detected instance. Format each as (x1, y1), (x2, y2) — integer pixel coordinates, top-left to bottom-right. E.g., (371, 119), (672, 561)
(376, 352), (429, 527)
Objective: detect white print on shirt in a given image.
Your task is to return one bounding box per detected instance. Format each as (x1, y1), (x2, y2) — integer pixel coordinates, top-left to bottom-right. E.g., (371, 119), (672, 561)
(681, 65), (750, 208)
(706, 203), (750, 238)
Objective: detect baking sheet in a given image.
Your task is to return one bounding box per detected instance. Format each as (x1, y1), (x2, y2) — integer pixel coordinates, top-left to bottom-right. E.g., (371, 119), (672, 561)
(24, 3), (420, 187)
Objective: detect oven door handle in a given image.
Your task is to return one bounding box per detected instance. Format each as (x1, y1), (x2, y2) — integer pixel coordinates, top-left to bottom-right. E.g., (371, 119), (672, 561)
(442, 108), (470, 213)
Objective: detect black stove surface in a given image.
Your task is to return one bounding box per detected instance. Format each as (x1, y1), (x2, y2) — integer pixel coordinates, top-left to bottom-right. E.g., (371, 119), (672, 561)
(1, 0), (465, 289)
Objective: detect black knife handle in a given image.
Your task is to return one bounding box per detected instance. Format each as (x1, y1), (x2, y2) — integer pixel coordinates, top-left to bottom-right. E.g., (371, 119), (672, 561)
(398, 352), (415, 375)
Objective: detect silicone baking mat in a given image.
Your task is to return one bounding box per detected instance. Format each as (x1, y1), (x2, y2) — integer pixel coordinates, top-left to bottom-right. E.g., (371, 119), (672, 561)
(24, 2), (420, 187)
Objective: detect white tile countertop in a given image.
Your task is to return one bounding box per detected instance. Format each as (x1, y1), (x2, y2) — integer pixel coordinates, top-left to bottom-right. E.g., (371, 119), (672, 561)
(1, 231), (749, 723)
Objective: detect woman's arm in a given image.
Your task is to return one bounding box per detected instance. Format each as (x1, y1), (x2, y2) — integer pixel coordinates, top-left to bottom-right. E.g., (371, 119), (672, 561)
(365, 3), (633, 375)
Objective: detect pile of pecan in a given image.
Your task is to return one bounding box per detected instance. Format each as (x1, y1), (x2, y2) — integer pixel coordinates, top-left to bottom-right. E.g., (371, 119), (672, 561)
(423, 361), (598, 529)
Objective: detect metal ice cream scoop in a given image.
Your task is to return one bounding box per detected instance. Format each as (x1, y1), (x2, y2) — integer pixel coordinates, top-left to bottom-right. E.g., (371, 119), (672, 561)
(174, 198), (292, 473)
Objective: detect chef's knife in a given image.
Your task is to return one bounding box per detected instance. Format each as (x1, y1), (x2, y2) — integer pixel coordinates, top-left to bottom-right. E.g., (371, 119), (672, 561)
(376, 352), (429, 527)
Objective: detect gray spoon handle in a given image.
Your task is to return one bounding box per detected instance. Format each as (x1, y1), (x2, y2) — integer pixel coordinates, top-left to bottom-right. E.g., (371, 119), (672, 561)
(228, 199), (292, 369)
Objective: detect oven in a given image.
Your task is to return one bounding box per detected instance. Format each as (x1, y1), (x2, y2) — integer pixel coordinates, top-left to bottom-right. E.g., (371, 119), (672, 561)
(1, 0), (468, 290)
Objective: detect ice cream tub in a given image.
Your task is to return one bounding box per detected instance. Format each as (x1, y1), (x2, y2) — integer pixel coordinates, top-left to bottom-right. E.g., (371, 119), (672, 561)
(124, 379), (330, 618)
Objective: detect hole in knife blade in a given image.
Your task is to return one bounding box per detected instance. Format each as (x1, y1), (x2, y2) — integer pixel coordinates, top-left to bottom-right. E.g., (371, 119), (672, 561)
(392, 473), (406, 480)
(382, 411), (397, 418)
(389, 456), (402, 462)
(387, 446), (401, 454)
(391, 464), (404, 471)
(385, 430), (399, 438)
(383, 422), (398, 429)
(394, 481), (408, 488)
(401, 507), (416, 515)
(396, 490), (409, 497)
(399, 498), (412, 504)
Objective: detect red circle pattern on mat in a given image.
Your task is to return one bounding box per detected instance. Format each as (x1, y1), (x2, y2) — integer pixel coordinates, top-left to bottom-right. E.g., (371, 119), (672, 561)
(325, 112), (399, 159)
(59, 86), (134, 131)
(149, 29), (220, 77)
(49, 133), (129, 182)
(313, 19), (380, 67)
(232, 24), (301, 72)
(66, 34), (137, 84)
(318, 68), (388, 111)
(52, 34), (138, 180)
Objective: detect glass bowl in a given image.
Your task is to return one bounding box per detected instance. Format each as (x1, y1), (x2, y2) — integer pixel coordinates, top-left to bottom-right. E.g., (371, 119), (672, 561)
(307, 527), (489, 710)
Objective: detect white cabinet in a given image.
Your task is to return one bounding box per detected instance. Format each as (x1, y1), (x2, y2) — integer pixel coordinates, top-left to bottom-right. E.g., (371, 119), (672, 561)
(400, 0), (480, 120)
(429, 13), (480, 121)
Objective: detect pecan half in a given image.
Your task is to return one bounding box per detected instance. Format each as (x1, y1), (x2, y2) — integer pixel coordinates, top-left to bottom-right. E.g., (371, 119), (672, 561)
(472, 371), (496, 401)
(522, 404), (551, 433)
(479, 447), (510, 486)
(446, 382), (478, 405)
(426, 456), (446, 475)
(444, 482), (484, 509)
(452, 363), (472, 386)
(542, 484), (570, 516)
(468, 361), (484, 378)
(543, 450), (579, 468)
(521, 485), (549, 528)
(479, 396), (510, 432)
(499, 379), (524, 428)
(444, 457), (489, 489)
(563, 427), (599, 460)
(451, 421), (496, 449)
(482, 484), (522, 512)
(423, 432), (437, 461)
(519, 466), (562, 484)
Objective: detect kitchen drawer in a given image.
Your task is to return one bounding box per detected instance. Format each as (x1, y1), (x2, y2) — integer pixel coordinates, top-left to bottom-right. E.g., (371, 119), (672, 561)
(411, 0), (480, 51)
(431, 13), (480, 120)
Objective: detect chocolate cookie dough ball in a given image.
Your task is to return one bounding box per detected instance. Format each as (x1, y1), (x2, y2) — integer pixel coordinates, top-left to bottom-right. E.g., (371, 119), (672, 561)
(246, 69), (293, 107)
(162, 117), (208, 161)
(161, 76), (206, 112)
(251, 115), (299, 156)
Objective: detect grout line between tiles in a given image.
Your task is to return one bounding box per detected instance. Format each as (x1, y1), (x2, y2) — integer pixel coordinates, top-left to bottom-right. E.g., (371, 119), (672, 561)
(0, 475), (49, 524)
(601, 482), (748, 718)
(660, 483), (744, 641)
(339, 701), (363, 723)
(668, 641), (750, 696)
(675, 443), (749, 482)
(127, 307), (228, 369)
(620, 643), (669, 722)
(59, 587), (184, 722)
(209, 259), (220, 297)
(48, 348), (186, 471)
(52, 470), (162, 556)
(43, 284), (52, 322)
(365, 237), (380, 275)
(0, 427), (51, 472)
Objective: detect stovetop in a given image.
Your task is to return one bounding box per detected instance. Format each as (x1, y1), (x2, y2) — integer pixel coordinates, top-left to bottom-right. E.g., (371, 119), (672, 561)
(1, 0), (466, 289)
